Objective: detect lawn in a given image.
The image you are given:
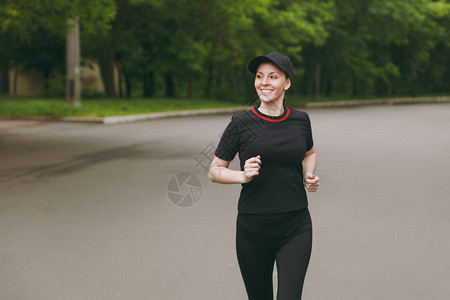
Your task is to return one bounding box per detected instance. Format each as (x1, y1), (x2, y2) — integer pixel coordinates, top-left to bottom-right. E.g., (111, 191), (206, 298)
(0, 97), (247, 118)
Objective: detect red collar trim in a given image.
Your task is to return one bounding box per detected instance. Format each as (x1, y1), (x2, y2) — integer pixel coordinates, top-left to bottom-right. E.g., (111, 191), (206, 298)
(251, 107), (290, 122)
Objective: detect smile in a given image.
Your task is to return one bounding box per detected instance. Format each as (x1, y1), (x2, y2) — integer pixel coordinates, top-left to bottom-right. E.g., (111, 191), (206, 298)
(260, 89), (273, 94)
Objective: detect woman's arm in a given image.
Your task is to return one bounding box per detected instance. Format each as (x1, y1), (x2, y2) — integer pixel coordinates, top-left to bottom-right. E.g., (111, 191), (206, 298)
(302, 146), (320, 192)
(209, 155), (261, 184)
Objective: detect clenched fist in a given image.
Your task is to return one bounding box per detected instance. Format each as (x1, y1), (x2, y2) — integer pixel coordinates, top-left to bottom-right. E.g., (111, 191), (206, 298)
(304, 173), (320, 192)
(242, 155), (261, 183)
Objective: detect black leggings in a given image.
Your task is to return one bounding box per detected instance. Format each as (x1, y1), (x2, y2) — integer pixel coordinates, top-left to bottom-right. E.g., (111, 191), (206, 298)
(236, 208), (312, 300)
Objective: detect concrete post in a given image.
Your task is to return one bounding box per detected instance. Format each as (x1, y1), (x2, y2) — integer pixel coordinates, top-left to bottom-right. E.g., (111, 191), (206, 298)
(66, 18), (81, 107)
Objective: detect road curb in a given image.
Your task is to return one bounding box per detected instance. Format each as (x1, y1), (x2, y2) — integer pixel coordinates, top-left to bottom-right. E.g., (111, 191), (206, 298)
(102, 106), (248, 125)
(0, 106), (249, 125)
(304, 96), (450, 108)
(0, 116), (104, 123)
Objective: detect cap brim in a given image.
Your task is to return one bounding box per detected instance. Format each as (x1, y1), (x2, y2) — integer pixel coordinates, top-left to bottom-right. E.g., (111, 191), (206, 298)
(248, 56), (274, 74)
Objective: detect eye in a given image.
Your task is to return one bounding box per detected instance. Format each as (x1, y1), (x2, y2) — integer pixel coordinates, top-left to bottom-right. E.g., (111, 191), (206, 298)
(256, 74), (262, 79)
(270, 75), (277, 79)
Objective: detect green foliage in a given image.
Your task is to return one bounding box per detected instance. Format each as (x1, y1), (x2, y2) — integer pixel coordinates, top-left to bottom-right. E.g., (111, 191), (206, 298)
(300, 0), (450, 97)
(0, 0), (116, 96)
(1, 0), (449, 100)
(0, 0), (115, 37)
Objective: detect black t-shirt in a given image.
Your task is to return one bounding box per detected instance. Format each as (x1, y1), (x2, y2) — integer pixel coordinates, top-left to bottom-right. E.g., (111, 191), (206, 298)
(214, 103), (314, 214)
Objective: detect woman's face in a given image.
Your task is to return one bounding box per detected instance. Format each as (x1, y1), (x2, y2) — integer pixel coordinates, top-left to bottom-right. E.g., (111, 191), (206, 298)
(254, 62), (291, 105)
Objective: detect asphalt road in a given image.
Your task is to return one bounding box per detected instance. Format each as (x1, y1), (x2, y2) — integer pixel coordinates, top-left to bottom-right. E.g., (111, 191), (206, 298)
(1, 103), (449, 300)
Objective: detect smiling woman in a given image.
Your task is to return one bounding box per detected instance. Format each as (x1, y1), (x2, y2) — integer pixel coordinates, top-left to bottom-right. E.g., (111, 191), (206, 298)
(249, 52), (294, 117)
(209, 52), (320, 299)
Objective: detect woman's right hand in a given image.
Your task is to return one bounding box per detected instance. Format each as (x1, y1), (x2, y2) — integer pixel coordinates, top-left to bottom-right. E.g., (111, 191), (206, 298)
(242, 155), (261, 183)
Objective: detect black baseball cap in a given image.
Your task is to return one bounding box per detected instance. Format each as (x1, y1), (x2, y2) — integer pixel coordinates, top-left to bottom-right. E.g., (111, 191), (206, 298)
(248, 52), (294, 80)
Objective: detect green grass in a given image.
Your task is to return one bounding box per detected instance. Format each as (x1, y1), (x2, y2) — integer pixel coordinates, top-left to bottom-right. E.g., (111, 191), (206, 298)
(0, 97), (246, 118)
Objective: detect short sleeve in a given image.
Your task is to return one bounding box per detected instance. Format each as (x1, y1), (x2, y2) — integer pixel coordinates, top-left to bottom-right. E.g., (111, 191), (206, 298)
(214, 115), (240, 161)
(306, 113), (314, 151)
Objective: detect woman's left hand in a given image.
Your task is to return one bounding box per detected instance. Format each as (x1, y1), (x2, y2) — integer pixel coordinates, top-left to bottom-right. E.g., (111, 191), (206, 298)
(304, 173), (320, 192)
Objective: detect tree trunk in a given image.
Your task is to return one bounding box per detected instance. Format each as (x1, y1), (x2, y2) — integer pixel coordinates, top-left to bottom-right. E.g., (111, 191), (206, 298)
(410, 79), (418, 97)
(302, 70), (309, 96)
(243, 66), (255, 102)
(98, 45), (116, 98)
(43, 69), (51, 95)
(216, 68), (222, 89)
(313, 63), (321, 99)
(13, 68), (18, 97)
(0, 67), (9, 95)
(205, 64), (213, 97)
(188, 70), (194, 98)
(118, 63), (123, 98)
(117, 60), (131, 98)
(325, 76), (332, 97)
(143, 70), (154, 97)
(143, 75), (148, 97)
(148, 70), (154, 97)
(124, 67), (131, 99)
(0, 64), (9, 95)
(230, 66), (237, 89)
(322, 66), (332, 97)
(164, 73), (175, 97)
(351, 70), (358, 96)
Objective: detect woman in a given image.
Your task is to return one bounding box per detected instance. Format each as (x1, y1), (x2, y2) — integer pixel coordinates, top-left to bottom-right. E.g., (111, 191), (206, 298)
(209, 52), (320, 300)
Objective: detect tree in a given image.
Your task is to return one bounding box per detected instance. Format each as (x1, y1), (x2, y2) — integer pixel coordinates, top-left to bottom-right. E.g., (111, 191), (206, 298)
(3, 0), (448, 101)
(300, 0), (450, 99)
(0, 0), (115, 97)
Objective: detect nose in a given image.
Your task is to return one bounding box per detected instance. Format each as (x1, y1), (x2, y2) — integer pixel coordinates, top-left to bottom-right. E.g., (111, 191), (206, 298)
(261, 76), (269, 85)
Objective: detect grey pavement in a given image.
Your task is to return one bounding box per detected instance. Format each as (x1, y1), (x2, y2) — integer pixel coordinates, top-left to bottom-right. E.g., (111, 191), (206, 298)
(0, 103), (449, 300)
